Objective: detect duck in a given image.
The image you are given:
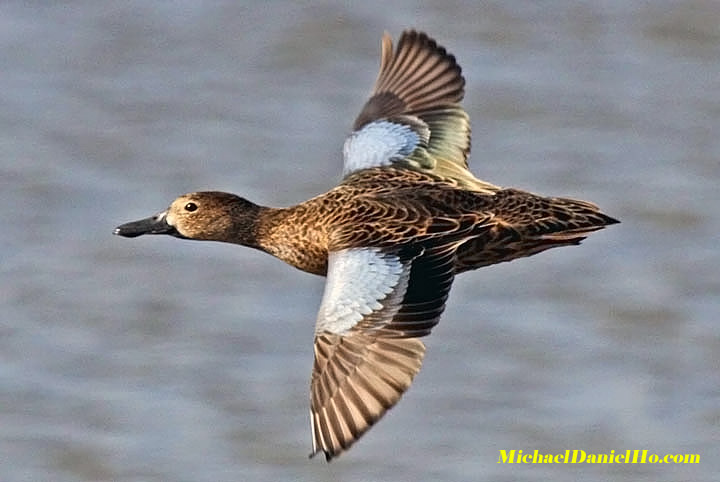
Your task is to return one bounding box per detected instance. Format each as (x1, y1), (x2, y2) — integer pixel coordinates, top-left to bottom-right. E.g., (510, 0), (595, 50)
(115, 30), (619, 461)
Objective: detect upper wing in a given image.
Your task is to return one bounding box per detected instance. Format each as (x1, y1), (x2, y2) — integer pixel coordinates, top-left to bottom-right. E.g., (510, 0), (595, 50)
(342, 30), (498, 192)
(309, 244), (457, 460)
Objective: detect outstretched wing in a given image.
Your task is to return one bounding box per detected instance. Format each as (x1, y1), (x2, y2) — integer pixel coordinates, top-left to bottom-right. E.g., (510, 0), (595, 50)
(342, 30), (498, 193)
(309, 243), (458, 460)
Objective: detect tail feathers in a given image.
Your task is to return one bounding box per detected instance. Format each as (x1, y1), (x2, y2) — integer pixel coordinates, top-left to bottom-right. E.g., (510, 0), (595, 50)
(496, 190), (619, 239)
(538, 224), (608, 241)
(454, 190), (618, 273)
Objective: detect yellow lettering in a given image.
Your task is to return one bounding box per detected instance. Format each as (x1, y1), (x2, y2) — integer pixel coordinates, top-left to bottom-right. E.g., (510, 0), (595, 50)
(498, 449), (700, 465)
(687, 454), (700, 464)
(531, 450), (541, 463)
(497, 450), (515, 464)
(571, 449), (586, 463)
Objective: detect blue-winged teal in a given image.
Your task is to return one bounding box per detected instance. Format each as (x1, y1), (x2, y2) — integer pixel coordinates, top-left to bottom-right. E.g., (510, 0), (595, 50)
(115, 30), (619, 460)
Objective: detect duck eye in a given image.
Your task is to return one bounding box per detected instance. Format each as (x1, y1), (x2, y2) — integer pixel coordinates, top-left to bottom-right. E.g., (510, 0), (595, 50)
(184, 202), (198, 212)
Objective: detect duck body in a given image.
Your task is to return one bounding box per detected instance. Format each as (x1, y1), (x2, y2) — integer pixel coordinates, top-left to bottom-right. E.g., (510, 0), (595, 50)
(257, 167), (489, 276)
(115, 30), (618, 461)
(126, 166), (615, 277)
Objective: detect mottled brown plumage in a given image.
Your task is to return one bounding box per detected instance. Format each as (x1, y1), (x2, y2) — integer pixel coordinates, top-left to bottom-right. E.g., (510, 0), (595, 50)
(115, 30), (619, 461)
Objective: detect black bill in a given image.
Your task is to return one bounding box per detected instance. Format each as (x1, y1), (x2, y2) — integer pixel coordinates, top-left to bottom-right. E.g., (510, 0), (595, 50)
(114, 213), (182, 238)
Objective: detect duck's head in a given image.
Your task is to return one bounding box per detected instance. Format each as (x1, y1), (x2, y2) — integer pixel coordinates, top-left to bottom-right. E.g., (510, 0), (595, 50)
(114, 192), (261, 245)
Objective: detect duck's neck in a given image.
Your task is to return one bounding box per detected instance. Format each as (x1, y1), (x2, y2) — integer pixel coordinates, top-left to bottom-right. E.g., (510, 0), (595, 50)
(200, 197), (270, 250)
(222, 202), (274, 250)
(252, 204), (329, 276)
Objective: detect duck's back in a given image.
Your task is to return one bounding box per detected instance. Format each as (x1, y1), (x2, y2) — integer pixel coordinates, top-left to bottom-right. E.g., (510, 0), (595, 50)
(258, 167), (617, 276)
(256, 168), (490, 275)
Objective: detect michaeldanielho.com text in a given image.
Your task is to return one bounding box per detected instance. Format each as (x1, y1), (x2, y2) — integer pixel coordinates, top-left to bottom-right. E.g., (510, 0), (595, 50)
(498, 449), (699, 464)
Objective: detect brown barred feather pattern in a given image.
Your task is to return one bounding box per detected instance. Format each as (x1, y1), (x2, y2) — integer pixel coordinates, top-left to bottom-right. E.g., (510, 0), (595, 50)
(114, 30), (619, 462)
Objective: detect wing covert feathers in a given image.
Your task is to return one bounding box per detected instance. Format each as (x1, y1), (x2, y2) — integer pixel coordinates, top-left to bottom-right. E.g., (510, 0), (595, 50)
(310, 244), (459, 460)
(348, 30), (500, 192)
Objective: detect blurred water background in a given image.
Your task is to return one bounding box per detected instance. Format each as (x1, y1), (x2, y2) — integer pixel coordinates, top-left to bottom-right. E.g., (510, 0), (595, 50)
(2, 1), (719, 481)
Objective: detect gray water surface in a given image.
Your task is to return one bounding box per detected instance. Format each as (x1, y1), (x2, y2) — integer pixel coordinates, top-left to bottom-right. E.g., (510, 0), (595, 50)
(2, 2), (719, 481)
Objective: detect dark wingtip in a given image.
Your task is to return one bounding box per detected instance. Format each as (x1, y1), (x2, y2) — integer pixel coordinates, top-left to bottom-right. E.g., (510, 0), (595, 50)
(308, 449), (334, 462)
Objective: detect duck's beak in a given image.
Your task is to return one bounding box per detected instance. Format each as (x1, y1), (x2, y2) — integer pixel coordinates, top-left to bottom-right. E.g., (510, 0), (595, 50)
(114, 211), (181, 238)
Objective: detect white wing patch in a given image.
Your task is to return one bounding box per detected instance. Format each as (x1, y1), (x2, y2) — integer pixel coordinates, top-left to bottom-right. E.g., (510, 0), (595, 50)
(315, 248), (411, 335)
(342, 120), (420, 176)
